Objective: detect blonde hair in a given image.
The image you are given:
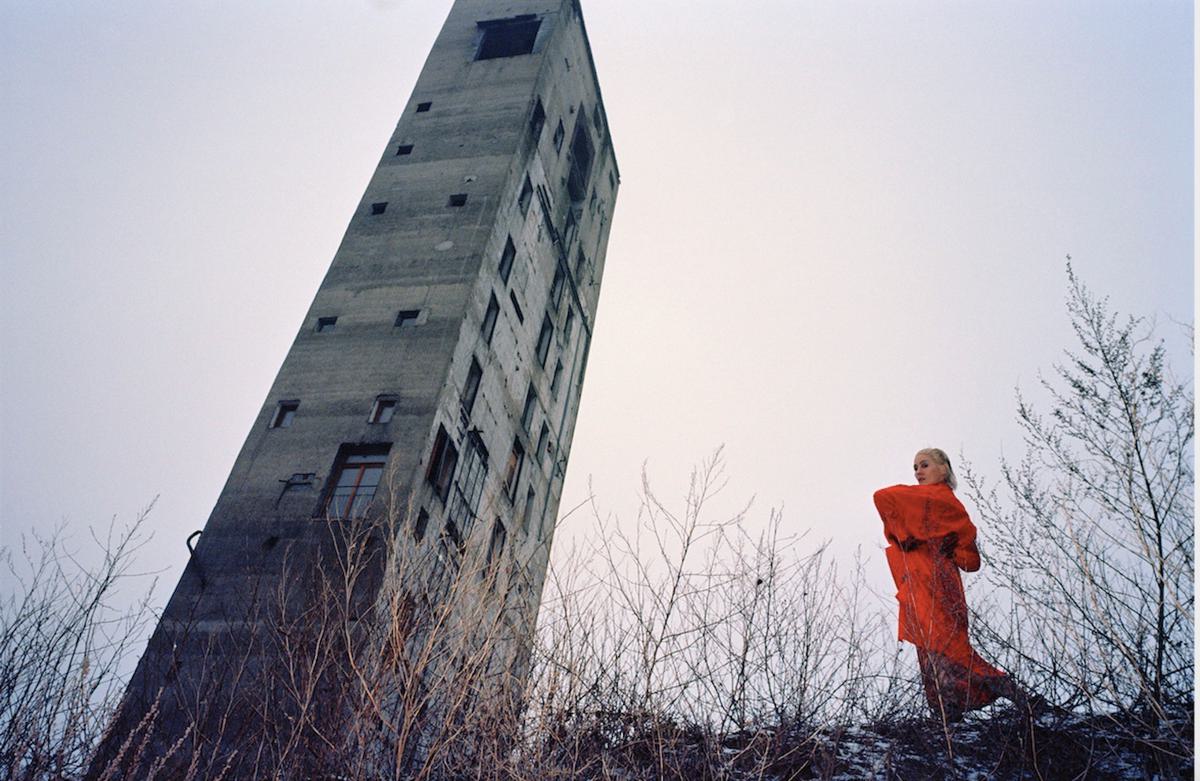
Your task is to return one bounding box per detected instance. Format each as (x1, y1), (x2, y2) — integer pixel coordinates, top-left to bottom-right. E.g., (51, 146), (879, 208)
(917, 447), (958, 490)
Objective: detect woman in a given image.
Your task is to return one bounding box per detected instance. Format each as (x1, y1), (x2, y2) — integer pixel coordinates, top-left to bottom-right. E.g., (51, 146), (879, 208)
(873, 448), (1022, 721)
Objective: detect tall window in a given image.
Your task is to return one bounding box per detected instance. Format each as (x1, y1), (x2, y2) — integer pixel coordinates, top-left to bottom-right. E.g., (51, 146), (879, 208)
(567, 122), (594, 202)
(498, 236), (516, 284)
(368, 395), (398, 424)
(324, 445), (390, 520)
(461, 357), (483, 418)
(482, 293), (500, 344)
(528, 98), (546, 146)
(485, 518), (507, 574)
(563, 307), (575, 342)
(521, 383), (537, 431)
(504, 439), (525, 501)
(550, 267), (565, 311)
(536, 315), (553, 368)
(518, 175), (533, 216)
(426, 425), (459, 503)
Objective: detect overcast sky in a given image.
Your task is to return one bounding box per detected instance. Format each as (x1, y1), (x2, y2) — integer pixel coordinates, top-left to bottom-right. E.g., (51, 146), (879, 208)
(1, 0), (1192, 611)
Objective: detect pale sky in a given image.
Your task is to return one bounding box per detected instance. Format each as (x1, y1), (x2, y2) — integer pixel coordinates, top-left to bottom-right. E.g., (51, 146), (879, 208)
(0, 0), (1192, 611)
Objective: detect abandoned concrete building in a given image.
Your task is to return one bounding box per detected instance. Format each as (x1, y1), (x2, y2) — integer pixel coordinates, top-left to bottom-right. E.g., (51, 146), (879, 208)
(91, 0), (617, 775)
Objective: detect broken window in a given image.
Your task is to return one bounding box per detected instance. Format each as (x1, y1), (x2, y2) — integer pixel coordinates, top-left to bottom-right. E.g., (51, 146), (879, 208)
(566, 122), (594, 202)
(499, 236), (516, 283)
(413, 507), (430, 542)
(536, 315), (553, 367)
(528, 98), (545, 145)
(368, 395), (398, 424)
(270, 400), (299, 429)
(482, 294), (500, 344)
(461, 357), (483, 418)
(504, 439), (525, 501)
(509, 290), (525, 324)
(550, 360), (564, 397)
(426, 425), (459, 503)
(521, 383), (537, 431)
(518, 175), (533, 216)
(475, 15), (541, 60)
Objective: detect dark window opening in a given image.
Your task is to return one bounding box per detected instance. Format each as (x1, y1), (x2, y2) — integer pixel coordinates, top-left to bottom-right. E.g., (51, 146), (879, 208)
(414, 507), (430, 542)
(426, 425), (459, 503)
(498, 236), (516, 283)
(371, 202), (388, 215)
(528, 99), (545, 145)
(536, 315), (553, 367)
(550, 267), (565, 311)
(521, 383), (537, 431)
(563, 307), (575, 342)
(518, 175), (533, 216)
(521, 488), (536, 535)
(567, 122), (594, 202)
(482, 294), (500, 344)
(461, 357), (483, 418)
(484, 518), (508, 583)
(396, 144), (414, 156)
(537, 422), (549, 460)
(270, 400), (299, 429)
(504, 439), (525, 501)
(395, 309), (421, 328)
(561, 209), (578, 249)
(448, 193), (468, 207)
(316, 316), (337, 333)
(552, 120), (565, 153)
(509, 291), (524, 324)
(369, 395), (398, 424)
(322, 444), (391, 520)
(416, 101), (432, 113)
(475, 16), (541, 61)
(593, 105), (604, 133)
(550, 360), (564, 397)
(608, 170), (616, 191)
(575, 248), (588, 277)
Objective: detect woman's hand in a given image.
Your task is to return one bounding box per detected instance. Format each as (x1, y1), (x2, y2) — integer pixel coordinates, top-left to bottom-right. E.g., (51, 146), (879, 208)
(939, 532), (959, 557)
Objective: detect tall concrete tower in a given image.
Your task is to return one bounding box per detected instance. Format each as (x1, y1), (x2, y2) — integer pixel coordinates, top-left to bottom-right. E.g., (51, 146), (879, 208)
(93, 1), (617, 775)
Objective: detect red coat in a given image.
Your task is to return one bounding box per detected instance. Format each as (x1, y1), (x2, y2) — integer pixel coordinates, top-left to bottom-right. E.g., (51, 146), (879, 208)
(873, 483), (1003, 680)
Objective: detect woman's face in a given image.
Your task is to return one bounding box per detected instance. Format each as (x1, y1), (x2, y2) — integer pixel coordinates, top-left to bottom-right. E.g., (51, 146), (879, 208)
(913, 452), (947, 485)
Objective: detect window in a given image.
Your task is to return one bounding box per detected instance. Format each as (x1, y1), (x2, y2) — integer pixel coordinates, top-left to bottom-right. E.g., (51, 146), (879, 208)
(324, 445), (390, 520)
(608, 170), (616, 191)
(316, 316), (337, 333)
(414, 507), (430, 542)
(448, 193), (468, 207)
(567, 122), (594, 202)
(371, 202), (388, 215)
(461, 357), (483, 418)
(550, 267), (565, 311)
(475, 16), (541, 61)
(536, 315), (553, 367)
(448, 431), (489, 538)
(486, 518), (507, 568)
(416, 101), (432, 113)
(270, 400), (299, 429)
(426, 425), (459, 503)
(498, 236), (516, 283)
(563, 307), (575, 342)
(509, 291), (524, 324)
(528, 99), (545, 145)
(521, 488), (536, 535)
(593, 104), (604, 133)
(518, 175), (533, 216)
(521, 384), (537, 431)
(537, 422), (549, 460)
(550, 360), (564, 396)
(396, 144), (413, 156)
(552, 120), (565, 153)
(561, 209), (578, 250)
(504, 439), (525, 501)
(395, 309), (421, 328)
(369, 395), (398, 424)
(574, 248), (588, 277)
(482, 294), (500, 344)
